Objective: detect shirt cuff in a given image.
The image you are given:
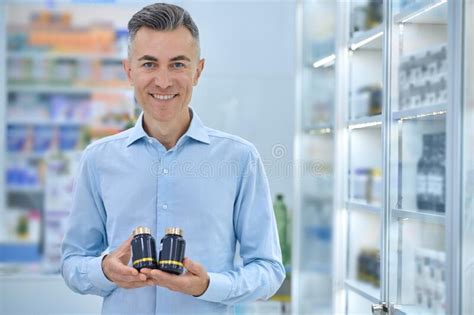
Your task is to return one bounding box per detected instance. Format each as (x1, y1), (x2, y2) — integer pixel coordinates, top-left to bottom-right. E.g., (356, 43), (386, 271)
(86, 254), (118, 294)
(196, 272), (232, 303)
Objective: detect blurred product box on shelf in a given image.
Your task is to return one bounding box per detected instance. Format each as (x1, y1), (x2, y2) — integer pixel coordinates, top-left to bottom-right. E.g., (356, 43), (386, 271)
(350, 167), (382, 206)
(414, 248), (446, 314)
(7, 125), (30, 152)
(7, 11), (124, 54)
(7, 57), (128, 87)
(32, 126), (55, 153)
(416, 132), (446, 213)
(6, 160), (41, 189)
(351, 0), (383, 36)
(399, 45), (447, 110)
(3, 208), (41, 243)
(305, 101), (333, 131)
(350, 84), (382, 119)
(356, 248), (380, 287)
(43, 153), (81, 272)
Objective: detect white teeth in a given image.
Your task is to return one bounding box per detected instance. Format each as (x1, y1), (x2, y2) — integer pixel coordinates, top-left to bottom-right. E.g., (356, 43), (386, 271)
(152, 94), (175, 100)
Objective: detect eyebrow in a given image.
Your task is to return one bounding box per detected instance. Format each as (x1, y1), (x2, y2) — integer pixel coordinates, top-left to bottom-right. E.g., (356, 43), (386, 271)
(137, 55), (158, 62)
(137, 55), (191, 62)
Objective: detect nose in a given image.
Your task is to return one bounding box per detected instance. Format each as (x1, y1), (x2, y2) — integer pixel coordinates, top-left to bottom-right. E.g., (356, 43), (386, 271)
(154, 69), (172, 89)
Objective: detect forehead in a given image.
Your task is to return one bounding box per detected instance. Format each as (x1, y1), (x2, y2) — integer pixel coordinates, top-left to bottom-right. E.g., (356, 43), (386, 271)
(131, 26), (198, 60)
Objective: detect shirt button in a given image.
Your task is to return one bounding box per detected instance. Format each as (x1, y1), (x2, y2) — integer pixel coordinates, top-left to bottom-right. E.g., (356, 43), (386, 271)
(162, 204), (168, 210)
(163, 169), (169, 174)
(148, 139), (153, 144)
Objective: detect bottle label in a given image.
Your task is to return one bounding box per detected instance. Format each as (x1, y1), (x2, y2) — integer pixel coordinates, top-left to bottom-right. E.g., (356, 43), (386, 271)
(428, 175), (443, 196)
(416, 174), (427, 194)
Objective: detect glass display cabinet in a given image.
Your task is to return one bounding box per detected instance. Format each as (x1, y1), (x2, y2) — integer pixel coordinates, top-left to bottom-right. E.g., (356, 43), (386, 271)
(293, 1), (336, 314)
(296, 0), (472, 314)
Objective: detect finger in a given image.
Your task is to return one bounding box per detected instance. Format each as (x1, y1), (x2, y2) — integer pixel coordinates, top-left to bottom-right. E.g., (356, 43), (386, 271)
(117, 236), (133, 253)
(114, 273), (147, 283)
(148, 269), (186, 288)
(116, 236), (133, 255)
(111, 260), (139, 276)
(118, 280), (150, 289)
(183, 257), (205, 276)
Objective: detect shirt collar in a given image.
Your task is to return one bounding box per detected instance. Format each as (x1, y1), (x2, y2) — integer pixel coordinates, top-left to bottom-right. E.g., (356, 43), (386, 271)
(126, 108), (210, 147)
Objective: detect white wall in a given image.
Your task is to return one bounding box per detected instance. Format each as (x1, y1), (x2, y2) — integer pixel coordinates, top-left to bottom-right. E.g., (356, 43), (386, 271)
(187, 1), (296, 208)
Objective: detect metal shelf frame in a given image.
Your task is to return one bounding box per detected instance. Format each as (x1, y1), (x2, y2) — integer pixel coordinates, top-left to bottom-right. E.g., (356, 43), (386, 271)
(331, 0), (465, 314)
(391, 208), (445, 225)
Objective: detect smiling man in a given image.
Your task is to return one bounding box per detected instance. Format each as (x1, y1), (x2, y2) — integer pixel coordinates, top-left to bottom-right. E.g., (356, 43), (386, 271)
(61, 3), (285, 315)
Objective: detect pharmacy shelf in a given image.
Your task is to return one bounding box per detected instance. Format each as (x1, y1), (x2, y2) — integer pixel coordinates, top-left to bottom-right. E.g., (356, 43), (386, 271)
(7, 120), (86, 126)
(8, 85), (131, 94)
(303, 124), (333, 135)
(393, 304), (437, 315)
(7, 51), (126, 61)
(6, 187), (43, 194)
(391, 208), (445, 225)
(392, 103), (447, 121)
(6, 152), (47, 160)
(344, 279), (380, 304)
(350, 24), (384, 51)
(394, 0), (447, 25)
(347, 115), (382, 129)
(346, 201), (382, 215)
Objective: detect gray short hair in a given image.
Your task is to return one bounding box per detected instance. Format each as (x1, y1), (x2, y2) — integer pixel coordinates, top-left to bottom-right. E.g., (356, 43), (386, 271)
(127, 3), (200, 57)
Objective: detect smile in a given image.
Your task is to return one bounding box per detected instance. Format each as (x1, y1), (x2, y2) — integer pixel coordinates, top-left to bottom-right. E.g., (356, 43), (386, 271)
(150, 93), (177, 100)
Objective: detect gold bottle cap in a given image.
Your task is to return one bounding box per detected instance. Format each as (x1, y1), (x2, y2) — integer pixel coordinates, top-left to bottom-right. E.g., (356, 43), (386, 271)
(165, 227), (183, 236)
(133, 226), (151, 236)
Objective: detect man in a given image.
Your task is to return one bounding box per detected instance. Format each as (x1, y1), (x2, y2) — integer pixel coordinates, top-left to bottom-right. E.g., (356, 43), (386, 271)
(61, 3), (285, 314)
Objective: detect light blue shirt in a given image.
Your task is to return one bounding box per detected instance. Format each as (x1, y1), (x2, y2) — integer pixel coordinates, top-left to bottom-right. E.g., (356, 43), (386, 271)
(61, 109), (285, 315)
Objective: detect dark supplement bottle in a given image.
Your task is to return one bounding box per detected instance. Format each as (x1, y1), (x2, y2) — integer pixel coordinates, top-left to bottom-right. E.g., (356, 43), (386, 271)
(158, 227), (186, 275)
(131, 226), (158, 271)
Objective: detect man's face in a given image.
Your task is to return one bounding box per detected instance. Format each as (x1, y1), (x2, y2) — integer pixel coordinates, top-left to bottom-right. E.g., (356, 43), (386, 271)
(124, 26), (204, 124)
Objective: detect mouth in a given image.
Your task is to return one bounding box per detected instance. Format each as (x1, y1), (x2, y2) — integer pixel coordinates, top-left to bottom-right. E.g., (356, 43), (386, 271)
(149, 93), (178, 101)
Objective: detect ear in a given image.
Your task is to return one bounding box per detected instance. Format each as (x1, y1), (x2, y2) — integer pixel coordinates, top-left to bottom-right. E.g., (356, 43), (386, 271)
(123, 59), (133, 86)
(193, 58), (205, 86)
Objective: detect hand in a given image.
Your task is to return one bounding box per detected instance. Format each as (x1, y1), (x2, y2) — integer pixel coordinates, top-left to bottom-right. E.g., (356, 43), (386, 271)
(140, 257), (210, 296)
(101, 236), (148, 289)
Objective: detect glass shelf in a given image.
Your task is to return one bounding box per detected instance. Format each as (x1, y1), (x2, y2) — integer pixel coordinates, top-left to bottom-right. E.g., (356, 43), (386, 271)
(7, 120), (87, 126)
(7, 51), (126, 61)
(6, 152), (45, 159)
(8, 85), (131, 94)
(394, 0), (447, 25)
(392, 103), (446, 121)
(303, 125), (333, 135)
(347, 201), (382, 215)
(6, 187), (43, 194)
(393, 301), (446, 315)
(392, 208), (444, 225)
(344, 279), (380, 304)
(348, 115), (382, 129)
(350, 25), (384, 51)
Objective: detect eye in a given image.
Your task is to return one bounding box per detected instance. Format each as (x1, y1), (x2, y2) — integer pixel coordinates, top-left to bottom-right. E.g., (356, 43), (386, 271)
(172, 62), (185, 69)
(143, 62), (155, 69)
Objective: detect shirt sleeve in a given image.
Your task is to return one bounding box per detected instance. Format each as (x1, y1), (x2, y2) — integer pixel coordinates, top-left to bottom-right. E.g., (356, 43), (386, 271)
(60, 147), (117, 297)
(197, 146), (286, 305)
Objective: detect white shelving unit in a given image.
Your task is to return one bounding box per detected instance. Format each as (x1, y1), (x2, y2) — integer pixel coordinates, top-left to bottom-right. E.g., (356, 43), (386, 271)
(1, 2), (135, 272)
(296, 0), (470, 314)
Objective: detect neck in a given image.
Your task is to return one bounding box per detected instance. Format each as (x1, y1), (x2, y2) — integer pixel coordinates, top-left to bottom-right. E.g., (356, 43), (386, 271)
(142, 109), (191, 150)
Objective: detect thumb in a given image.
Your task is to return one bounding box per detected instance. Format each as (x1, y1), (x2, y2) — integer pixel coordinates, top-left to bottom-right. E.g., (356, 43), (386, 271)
(115, 237), (133, 264)
(184, 257), (205, 276)
(117, 236), (133, 253)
